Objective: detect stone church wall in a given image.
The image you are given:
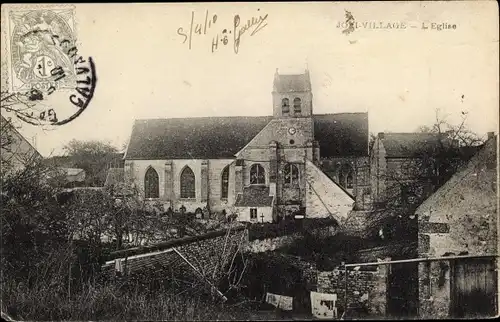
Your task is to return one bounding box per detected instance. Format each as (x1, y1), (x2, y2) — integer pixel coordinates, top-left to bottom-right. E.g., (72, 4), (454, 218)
(125, 159), (236, 213)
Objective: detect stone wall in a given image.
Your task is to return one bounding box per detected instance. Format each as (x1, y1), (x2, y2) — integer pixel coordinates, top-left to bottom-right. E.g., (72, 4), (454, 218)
(415, 137), (498, 318)
(124, 159), (236, 213)
(320, 156), (371, 210)
(244, 233), (302, 253)
(317, 265), (388, 317)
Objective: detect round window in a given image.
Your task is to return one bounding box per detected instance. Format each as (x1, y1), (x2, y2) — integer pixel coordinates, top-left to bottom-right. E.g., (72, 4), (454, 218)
(289, 139), (295, 145)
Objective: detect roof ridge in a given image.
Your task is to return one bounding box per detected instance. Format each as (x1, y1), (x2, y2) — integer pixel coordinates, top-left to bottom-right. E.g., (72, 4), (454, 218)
(135, 115), (273, 122)
(135, 112), (368, 122)
(314, 112), (368, 116)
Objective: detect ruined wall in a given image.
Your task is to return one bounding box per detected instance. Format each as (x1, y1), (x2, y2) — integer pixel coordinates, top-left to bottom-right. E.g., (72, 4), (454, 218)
(317, 266), (388, 317)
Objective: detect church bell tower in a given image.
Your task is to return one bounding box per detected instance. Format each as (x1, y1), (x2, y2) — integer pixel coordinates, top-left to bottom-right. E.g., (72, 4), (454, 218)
(272, 68), (313, 118)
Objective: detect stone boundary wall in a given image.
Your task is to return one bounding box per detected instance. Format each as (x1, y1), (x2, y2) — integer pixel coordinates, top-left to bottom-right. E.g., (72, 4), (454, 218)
(317, 265), (387, 317)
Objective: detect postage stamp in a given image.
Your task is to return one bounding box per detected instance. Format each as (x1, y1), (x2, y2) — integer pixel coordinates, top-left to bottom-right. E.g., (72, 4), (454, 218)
(8, 8), (77, 92)
(2, 4), (97, 127)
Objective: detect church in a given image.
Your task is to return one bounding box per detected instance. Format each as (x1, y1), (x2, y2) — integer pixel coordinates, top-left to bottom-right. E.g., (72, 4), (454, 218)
(122, 69), (370, 223)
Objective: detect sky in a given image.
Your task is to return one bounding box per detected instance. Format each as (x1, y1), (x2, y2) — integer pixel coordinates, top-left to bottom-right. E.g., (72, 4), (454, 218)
(1, 1), (499, 157)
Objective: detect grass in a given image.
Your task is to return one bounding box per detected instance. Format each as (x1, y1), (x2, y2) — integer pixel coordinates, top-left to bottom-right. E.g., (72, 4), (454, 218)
(1, 279), (257, 321)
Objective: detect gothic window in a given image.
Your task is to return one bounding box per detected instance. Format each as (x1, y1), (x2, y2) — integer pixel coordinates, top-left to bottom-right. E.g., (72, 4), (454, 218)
(250, 164), (265, 185)
(293, 97), (302, 114)
(144, 167), (159, 199)
(180, 166), (195, 198)
(284, 163), (299, 185)
(346, 172), (354, 189)
(282, 98), (290, 115)
(339, 164), (354, 189)
(221, 165), (229, 200)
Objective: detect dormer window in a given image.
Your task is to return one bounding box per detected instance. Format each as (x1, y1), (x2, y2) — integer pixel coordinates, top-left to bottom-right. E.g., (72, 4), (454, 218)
(282, 98), (290, 115)
(293, 98), (301, 114)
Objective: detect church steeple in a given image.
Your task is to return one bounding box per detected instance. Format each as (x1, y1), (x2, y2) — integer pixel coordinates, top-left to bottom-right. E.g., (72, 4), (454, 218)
(272, 68), (313, 118)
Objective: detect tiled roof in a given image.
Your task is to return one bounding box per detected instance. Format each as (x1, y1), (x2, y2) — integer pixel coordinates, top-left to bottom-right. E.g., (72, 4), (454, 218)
(273, 72), (311, 92)
(125, 113), (369, 160)
(235, 186), (274, 207)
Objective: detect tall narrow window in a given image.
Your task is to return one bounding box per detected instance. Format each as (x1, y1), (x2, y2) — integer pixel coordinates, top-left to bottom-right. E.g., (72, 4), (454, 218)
(293, 97), (302, 114)
(250, 208), (258, 220)
(221, 166), (229, 200)
(250, 164), (265, 185)
(282, 98), (290, 115)
(346, 172), (354, 189)
(144, 167), (159, 199)
(283, 163), (299, 185)
(180, 166), (195, 198)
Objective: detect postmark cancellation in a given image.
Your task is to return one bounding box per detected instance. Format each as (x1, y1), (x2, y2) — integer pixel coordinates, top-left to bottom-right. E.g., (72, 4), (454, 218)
(2, 4), (97, 127)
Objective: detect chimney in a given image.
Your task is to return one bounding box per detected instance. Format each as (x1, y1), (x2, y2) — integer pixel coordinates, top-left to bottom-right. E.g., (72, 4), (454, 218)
(378, 132), (385, 139)
(487, 132), (494, 140)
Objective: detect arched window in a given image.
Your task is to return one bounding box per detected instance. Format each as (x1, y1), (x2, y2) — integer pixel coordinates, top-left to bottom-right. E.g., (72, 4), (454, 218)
(282, 98), (290, 115)
(221, 166), (229, 200)
(283, 163), (299, 185)
(338, 164), (354, 189)
(293, 97), (302, 114)
(144, 167), (159, 199)
(250, 164), (265, 185)
(180, 166), (195, 198)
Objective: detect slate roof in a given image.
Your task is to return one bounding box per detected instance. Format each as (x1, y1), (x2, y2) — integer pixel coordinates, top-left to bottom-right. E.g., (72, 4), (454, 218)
(273, 72), (311, 92)
(105, 167), (124, 187)
(125, 113), (369, 160)
(314, 113), (369, 157)
(235, 186), (274, 207)
(125, 116), (272, 160)
(381, 133), (444, 158)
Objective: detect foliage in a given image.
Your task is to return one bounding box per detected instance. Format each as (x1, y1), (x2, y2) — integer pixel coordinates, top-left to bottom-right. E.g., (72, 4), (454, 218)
(0, 161), (70, 285)
(62, 139), (121, 186)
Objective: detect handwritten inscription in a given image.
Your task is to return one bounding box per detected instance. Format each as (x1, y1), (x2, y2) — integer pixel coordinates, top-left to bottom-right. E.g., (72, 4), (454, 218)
(232, 11), (268, 54)
(177, 10), (218, 50)
(177, 9), (268, 54)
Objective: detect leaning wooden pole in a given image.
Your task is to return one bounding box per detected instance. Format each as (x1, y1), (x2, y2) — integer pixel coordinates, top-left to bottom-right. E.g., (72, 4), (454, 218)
(172, 247), (228, 302)
(344, 262), (348, 319)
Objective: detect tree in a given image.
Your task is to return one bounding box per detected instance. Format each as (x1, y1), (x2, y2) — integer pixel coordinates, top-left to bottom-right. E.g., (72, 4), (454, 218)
(365, 110), (485, 240)
(63, 139), (120, 186)
(0, 159), (70, 287)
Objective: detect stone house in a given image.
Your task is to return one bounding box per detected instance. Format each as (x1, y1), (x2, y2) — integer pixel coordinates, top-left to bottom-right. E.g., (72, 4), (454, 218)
(369, 132), (481, 213)
(122, 69), (370, 223)
(0, 115), (42, 176)
(415, 134), (497, 318)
